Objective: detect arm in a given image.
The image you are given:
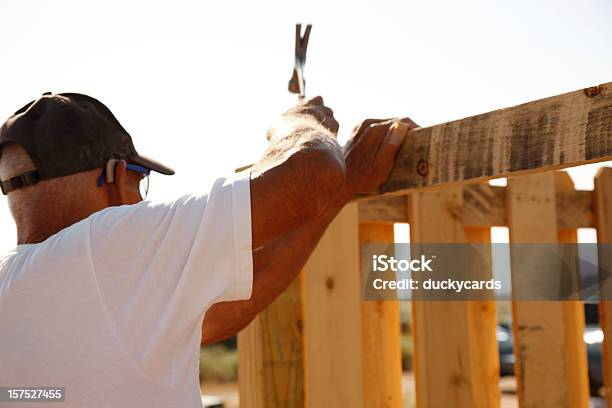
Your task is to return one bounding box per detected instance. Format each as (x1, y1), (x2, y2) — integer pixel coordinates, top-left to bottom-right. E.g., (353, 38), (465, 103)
(201, 97), (414, 344)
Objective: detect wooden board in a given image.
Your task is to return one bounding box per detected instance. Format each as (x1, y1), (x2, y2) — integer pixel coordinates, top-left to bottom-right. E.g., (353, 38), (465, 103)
(408, 186), (499, 407)
(302, 204), (364, 408)
(359, 222), (403, 408)
(359, 183), (594, 228)
(507, 172), (589, 407)
(556, 173), (591, 407)
(464, 226), (501, 408)
(595, 168), (612, 407)
(238, 275), (304, 408)
(376, 82), (612, 196)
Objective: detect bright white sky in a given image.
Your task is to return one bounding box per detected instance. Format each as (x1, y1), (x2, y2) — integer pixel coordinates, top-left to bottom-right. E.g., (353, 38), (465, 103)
(0, 0), (611, 251)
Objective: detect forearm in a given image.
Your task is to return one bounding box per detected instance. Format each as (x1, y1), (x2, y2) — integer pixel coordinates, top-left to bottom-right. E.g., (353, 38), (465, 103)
(202, 120), (348, 344)
(201, 205), (341, 345)
(249, 124), (347, 248)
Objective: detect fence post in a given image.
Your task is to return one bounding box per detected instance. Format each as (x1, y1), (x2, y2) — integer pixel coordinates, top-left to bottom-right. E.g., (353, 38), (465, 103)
(302, 203), (364, 408)
(463, 225), (500, 406)
(507, 171), (589, 407)
(359, 221), (403, 408)
(595, 167), (612, 405)
(238, 274), (304, 408)
(408, 186), (499, 407)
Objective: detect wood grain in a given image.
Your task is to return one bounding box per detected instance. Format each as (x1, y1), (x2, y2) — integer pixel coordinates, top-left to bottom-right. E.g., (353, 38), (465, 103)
(359, 223), (403, 408)
(507, 172), (589, 407)
(464, 226), (501, 408)
(376, 82), (612, 196)
(238, 275), (304, 408)
(408, 186), (499, 407)
(302, 204), (364, 408)
(359, 182), (594, 228)
(595, 168), (612, 406)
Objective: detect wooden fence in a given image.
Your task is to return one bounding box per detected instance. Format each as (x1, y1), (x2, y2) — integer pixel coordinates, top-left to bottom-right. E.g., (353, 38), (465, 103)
(236, 82), (612, 407)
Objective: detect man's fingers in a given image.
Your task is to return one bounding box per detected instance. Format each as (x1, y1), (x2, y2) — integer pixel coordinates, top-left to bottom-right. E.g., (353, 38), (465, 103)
(360, 120), (396, 148)
(352, 118), (416, 158)
(320, 106), (334, 117)
(343, 116), (418, 195)
(347, 119), (395, 152)
(372, 121), (409, 180)
(351, 118), (392, 137)
(399, 117), (420, 129)
(301, 105), (338, 135)
(308, 105), (333, 120)
(383, 121), (410, 146)
(303, 96), (324, 106)
(324, 117), (340, 135)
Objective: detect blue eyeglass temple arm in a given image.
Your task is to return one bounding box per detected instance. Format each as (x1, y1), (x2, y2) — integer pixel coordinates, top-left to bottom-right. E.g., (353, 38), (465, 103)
(97, 163), (151, 187)
(126, 164), (151, 175)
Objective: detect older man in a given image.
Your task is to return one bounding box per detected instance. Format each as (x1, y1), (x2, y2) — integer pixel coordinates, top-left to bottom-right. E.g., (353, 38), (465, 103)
(0, 92), (412, 407)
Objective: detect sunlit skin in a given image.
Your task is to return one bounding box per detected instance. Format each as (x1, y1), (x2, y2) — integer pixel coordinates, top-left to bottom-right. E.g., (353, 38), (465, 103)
(109, 163), (146, 205)
(0, 154), (146, 245)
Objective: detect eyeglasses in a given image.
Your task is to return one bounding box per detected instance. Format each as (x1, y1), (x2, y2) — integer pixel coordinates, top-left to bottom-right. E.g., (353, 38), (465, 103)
(97, 163), (151, 199)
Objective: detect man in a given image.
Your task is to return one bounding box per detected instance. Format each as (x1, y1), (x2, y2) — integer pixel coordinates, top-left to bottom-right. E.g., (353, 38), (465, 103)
(0, 92), (414, 407)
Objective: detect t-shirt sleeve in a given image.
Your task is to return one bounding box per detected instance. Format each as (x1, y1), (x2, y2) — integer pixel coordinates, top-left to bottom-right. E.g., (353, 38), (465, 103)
(87, 171), (253, 386)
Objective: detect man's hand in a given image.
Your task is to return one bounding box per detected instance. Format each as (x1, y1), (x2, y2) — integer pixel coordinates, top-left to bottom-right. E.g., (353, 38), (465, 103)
(330, 117), (419, 205)
(267, 96), (339, 142)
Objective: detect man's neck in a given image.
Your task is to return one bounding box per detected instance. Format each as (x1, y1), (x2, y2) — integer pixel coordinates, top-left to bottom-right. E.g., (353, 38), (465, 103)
(16, 206), (107, 245)
(18, 223), (68, 245)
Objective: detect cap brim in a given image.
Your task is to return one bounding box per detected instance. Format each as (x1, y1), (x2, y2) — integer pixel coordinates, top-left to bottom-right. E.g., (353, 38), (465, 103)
(131, 154), (175, 175)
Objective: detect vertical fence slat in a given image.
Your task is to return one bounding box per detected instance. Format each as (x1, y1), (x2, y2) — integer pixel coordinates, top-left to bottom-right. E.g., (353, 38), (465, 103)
(238, 274), (304, 408)
(238, 315), (265, 408)
(507, 172), (589, 407)
(556, 173), (591, 406)
(595, 167), (612, 405)
(359, 222), (403, 408)
(302, 203), (364, 408)
(464, 226), (501, 407)
(408, 186), (499, 407)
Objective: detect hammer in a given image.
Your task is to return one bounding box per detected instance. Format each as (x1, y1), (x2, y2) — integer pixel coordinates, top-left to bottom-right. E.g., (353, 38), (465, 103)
(288, 24), (312, 99)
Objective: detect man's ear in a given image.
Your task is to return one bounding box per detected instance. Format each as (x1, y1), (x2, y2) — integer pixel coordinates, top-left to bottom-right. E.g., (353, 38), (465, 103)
(107, 160), (128, 206)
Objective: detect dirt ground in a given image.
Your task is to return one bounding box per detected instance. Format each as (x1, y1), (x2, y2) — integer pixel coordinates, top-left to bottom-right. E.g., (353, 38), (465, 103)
(201, 374), (520, 408)
(202, 375), (604, 407)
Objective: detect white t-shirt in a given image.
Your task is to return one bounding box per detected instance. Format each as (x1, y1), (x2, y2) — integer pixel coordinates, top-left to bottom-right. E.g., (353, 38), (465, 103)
(0, 171), (253, 407)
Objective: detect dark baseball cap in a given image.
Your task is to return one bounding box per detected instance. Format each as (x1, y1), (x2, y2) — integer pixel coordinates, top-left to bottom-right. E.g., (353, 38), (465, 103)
(0, 92), (174, 194)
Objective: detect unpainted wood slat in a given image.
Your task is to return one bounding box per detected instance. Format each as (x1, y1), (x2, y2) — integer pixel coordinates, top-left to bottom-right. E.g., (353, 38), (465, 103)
(408, 186), (499, 407)
(377, 82), (612, 196)
(359, 222), (403, 408)
(594, 168), (612, 406)
(359, 183), (594, 228)
(302, 204), (364, 408)
(556, 173), (591, 408)
(507, 172), (589, 407)
(238, 275), (304, 408)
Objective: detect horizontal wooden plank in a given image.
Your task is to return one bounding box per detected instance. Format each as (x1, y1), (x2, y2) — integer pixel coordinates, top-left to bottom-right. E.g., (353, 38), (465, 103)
(358, 195), (408, 224)
(376, 82), (612, 196)
(358, 183), (594, 228)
